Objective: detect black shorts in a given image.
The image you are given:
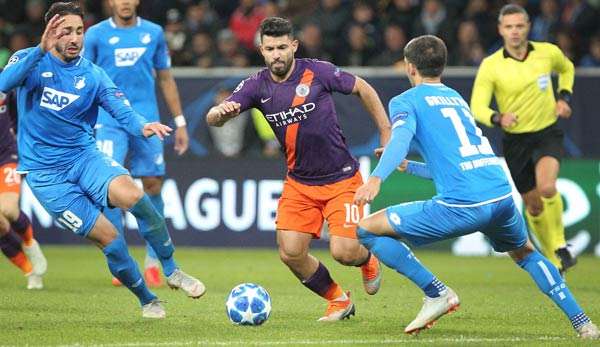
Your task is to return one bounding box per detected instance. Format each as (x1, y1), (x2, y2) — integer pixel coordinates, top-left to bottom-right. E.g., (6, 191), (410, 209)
(502, 122), (564, 194)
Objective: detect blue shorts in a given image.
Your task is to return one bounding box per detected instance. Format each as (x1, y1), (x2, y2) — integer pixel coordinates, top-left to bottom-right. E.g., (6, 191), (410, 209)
(25, 150), (129, 237)
(95, 124), (165, 177)
(385, 195), (527, 252)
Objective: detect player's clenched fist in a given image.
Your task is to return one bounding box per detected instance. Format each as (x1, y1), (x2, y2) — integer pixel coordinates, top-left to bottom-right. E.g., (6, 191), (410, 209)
(216, 101), (241, 118)
(143, 122), (172, 140)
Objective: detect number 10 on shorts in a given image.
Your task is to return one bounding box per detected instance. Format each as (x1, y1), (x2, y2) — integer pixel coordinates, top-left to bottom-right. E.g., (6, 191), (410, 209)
(344, 203), (361, 224)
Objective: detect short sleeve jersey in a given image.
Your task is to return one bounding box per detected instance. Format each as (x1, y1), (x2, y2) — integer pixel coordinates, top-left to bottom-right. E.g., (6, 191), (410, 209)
(84, 17), (170, 126)
(389, 83), (512, 204)
(227, 58), (358, 185)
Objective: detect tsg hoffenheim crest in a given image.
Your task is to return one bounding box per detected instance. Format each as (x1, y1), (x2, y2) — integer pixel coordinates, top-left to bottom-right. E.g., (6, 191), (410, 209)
(74, 76), (86, 90)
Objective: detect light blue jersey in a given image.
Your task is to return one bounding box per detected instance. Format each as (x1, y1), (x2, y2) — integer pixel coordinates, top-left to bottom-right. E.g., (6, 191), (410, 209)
(389, 83), (511, 204)
(0, 47), (147, 171)
(84, 17), (170, 126)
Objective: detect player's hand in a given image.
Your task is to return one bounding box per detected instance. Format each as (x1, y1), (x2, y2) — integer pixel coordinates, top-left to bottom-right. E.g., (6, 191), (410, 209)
(397, 160), (409, 172)
(353, 176), (382, 206)
(41, 14), (66, 53)
(374, 147), (384, 158)
(556, 100), (572, 119)
(174, 126), (189, 155)
(216, 101), (241, 120)
(143, 122), (172, 140)
(499, 112), (518, 129)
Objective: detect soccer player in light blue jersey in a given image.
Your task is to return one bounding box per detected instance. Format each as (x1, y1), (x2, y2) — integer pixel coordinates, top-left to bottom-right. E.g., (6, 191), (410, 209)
(0, 2), (204, 318)
(353, 35), (598, 339)
(83, 0), (189, 288)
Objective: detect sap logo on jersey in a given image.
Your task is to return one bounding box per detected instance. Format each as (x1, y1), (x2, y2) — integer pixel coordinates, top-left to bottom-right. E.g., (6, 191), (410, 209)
(114, 47), (146, 67)
(40, 87), (80, 111)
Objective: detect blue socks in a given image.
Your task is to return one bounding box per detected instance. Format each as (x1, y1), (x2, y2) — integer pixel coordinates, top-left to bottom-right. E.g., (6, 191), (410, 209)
(103, 206), (124, 233)
(129, 194), (177, 276)
(103, 235), (156, 305)
(144, 193), (164, 262)
(517, 250), (590, 330)
(357, 227), (446, 298)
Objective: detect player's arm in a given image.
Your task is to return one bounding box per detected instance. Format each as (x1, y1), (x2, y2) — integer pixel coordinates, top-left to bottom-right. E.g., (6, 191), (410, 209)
(470, 60), (501, 128)
(157, 69), (188, 154)
(207, 78), (255, 127)
(206, 101), (241, 127)
(354, 97), (416, 205)
(154, 27), (189, 154)
(96, 69), (171, 139)
(399, 160), (432, 180)
(352, 76), (391, 146)
(550, 44), (575, 119)
(0, 15), (67, 91)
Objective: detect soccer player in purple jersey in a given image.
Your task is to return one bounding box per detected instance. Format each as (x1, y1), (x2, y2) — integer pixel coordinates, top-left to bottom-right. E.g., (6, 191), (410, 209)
(207, 17), (392, 321)
(0, 90), (47, 289)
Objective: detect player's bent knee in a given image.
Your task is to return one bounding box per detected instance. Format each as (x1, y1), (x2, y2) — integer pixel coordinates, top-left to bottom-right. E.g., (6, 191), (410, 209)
(278, 245), (307, 265)
(142, 177), (163, 196)
(509, 242), (535, 263)
(0, 196), (19, 221)
(331, 249), (359, 266)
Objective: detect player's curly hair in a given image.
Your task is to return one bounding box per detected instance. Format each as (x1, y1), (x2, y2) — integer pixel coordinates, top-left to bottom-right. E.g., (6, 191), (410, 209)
(44, 1), (84, 24)
(259, 17), (294, 40)
(404, 35), (447, 78)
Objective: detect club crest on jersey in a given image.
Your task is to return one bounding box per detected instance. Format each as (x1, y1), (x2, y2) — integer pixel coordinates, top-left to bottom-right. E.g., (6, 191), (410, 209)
(295, 84), (310, 98)
(108, 36), (120, 45)
(74, 76), (86, 90)
(114, 47), (147, 67)
(140, 33), (151, 44)
(40, 87), (80, 111)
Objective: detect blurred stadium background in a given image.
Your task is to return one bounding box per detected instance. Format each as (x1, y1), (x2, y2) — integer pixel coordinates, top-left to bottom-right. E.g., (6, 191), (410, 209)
(3, 0), (600, 256)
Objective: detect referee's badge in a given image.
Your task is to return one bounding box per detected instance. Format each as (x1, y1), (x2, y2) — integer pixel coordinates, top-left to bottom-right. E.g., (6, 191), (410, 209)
(537, 74), (550, 91)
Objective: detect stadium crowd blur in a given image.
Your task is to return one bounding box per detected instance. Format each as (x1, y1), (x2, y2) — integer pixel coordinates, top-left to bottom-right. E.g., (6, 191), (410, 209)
(1, 0), (600, 69)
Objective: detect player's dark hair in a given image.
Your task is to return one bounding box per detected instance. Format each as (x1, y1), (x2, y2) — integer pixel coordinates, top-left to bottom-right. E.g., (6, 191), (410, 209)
(259, 17), (294, 40)
(44, 1), (84, 24)
(498, 4), (529, 23)
(403, 35), (447, 78)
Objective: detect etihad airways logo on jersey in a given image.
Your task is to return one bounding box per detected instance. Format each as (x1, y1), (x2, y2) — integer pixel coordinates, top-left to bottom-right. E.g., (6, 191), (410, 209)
(114, 47), (146, 67)
(264, 102), (315, 127)
(40, 87), (80, 111)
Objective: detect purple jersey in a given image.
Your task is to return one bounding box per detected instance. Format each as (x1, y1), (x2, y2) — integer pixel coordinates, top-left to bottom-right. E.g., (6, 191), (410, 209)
(0, 91), (17, 165)
(227, 58), (358, 185)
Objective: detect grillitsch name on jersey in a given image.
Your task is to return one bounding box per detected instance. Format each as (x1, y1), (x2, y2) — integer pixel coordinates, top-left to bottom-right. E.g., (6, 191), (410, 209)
(264, 102), (315, 127)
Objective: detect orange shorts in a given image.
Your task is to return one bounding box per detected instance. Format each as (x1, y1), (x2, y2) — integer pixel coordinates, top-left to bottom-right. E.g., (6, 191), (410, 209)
(0, 162), (20, 194)
(276, 171), (364, 239)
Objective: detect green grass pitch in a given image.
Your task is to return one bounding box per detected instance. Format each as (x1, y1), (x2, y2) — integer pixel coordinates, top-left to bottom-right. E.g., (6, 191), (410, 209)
(1, 246), (599, 346)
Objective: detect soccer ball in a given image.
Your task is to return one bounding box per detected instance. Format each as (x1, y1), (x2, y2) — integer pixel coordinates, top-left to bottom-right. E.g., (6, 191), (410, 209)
(225, 283), (272, 325)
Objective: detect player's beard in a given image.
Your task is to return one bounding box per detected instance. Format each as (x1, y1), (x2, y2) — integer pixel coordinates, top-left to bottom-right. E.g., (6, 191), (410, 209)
(269, 57), (292, 77)
(56, 43), (81, 62)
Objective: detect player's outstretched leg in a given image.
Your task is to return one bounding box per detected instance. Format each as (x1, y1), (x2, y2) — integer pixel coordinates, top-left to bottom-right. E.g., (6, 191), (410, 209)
(278, 230), (354, 322)
(142, 186), (165, 288)
(109, 175), (205, 299)
(509, 241), (598, 339)
(89, 213), (164, 318)
(357, 210), (459, 335)
(102, 206), (126, 286)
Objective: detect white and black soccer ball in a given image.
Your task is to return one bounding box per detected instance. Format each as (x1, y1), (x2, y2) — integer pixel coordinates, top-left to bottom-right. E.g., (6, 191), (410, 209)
(225, 283), (271, 325)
